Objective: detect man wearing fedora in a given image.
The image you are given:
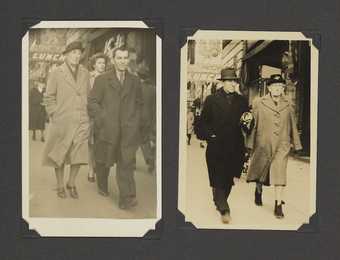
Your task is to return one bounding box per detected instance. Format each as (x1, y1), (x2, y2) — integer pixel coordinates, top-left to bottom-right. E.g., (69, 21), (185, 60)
(197, 67), (249, 223)
(42, 41), (90, 199)
(88, 46), (144, 210)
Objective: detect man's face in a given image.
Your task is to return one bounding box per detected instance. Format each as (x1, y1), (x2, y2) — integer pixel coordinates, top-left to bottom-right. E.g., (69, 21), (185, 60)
(65, 49), (82, 66)
(113, 50), (129, 72)
(268, 83), (285, 97)
(223, 80), (238, 93)
(94, 58), (106, 73)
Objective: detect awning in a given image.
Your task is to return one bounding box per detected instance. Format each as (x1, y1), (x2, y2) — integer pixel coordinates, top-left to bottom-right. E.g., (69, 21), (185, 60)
(242, 41), (272, 61)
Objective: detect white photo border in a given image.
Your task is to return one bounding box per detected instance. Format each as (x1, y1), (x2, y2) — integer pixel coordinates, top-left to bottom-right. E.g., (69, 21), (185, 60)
(22, 20), (162, 237)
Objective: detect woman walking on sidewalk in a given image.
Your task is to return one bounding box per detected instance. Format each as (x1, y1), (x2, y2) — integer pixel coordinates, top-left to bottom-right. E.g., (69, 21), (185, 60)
(246, 74), (302, 219)
(87, 53), (108, 182)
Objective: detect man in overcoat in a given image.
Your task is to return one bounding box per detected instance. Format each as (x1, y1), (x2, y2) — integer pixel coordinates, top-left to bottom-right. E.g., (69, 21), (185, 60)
(198, 68), (248, 223)
(42, 41), (90, 199)
(137, 65), (156, 174)
(88, 47), (144, 210)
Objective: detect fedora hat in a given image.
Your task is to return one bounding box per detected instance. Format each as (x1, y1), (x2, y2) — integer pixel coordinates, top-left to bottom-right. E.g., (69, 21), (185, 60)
(217, 68), (239, 81)
(267, 74), (286, 86)
(62, 41), (84, 55)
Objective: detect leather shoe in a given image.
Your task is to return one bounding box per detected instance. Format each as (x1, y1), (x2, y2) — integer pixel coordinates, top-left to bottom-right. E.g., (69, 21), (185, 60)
(66, 184), (79, 199)
(98, 189), (109, 197)
(119, 198), (138, 210)
(221, 212), (231, 224)
(56, 187), (67, 198)
(88, 173), (96, 183)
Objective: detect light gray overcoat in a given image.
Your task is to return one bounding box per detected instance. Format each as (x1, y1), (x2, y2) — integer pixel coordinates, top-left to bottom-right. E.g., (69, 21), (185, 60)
(246, 95), (302, 185)
(42, 63), (90, 167)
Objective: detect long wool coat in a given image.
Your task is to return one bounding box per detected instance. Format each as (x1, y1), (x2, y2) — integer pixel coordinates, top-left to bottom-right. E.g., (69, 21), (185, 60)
(42, 63), (90, 167)
(246, 95), (302, 186)
(29, 87), (46, 130)
(199, 88), (249, 189)
(87, 69), (143, 167)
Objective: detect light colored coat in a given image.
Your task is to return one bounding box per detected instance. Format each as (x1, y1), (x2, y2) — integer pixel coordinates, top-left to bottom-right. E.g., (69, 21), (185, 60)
(187, 111), (194, 134)
(42, 63), (90, 167)
(246, 95), (302, 185)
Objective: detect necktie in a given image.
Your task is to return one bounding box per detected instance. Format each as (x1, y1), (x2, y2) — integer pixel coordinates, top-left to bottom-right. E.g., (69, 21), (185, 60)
(119, 73), (124, 84)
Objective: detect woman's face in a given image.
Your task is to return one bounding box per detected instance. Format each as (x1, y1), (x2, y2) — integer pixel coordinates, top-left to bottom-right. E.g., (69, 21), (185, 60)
(94, 58), (106, 73)
(268, 83), (285, 97)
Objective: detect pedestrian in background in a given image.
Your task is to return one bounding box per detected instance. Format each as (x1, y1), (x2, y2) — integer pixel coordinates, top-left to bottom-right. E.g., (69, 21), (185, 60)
(246, 74), (302, 219)
(29, 79), (46, 142)
(137, 64), (156, 174)
(87, 52), (108, 183)
(186, 107), (194, 145)
(197, 68), (249, 224)
(42, 41), (90, 199)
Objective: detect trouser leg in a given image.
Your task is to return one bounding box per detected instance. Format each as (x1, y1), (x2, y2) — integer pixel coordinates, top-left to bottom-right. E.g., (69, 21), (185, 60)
(212, 184), (233, 215)
(141, 141), (152, 165)
(116, 151), (136, 202)
(95, 162), (110, 193)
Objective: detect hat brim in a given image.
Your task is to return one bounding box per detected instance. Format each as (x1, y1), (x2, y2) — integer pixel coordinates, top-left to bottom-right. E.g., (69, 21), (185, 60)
(62, 48), (85, 55)
(217, 77), (240, 81)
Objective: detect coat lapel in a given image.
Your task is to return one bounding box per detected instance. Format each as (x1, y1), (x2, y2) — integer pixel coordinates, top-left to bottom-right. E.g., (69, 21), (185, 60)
(261, 95), (289, 113)
(261, 95), (278, 113)
(61, 63), (80, 93)
(107, 69), (121, 91)
(278, 96), (290, 112)
(214, 88), (234, 111)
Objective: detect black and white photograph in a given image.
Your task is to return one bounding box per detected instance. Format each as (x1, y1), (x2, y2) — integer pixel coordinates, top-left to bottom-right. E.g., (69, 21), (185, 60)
(178, 31), (318, 230)
(22, 21), (162, 237)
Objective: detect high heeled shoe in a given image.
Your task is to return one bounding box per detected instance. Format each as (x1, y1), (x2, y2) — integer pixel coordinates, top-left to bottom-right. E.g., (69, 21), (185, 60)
(87, 173), (96, 183)
(66, 184), (79, 199)
(56, 187), (67, 199)
(274, 200), (284, 219)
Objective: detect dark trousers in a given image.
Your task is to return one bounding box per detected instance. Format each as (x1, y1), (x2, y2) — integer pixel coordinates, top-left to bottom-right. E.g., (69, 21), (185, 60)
(140, 141), (155, 167)
(95, 157), (136, 202)
(96, 163), (110, 193)
(187, 134), (192, 144)
(212, 184), (233, 215)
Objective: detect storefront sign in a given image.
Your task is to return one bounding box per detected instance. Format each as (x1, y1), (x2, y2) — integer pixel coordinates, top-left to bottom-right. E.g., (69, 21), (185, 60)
(30, 52), (65, 62)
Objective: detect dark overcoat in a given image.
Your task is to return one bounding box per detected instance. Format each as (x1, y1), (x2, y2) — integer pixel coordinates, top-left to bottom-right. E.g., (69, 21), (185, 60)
(29, 87), (46, 130)
(140, 80), (156, 142)
(87, 69), (143, 166)
(199, 88), (249, 189)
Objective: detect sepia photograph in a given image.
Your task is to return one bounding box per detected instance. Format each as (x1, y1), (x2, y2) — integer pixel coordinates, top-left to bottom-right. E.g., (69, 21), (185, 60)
(178, 31), (318, 230)
(22, 21), (162, 237)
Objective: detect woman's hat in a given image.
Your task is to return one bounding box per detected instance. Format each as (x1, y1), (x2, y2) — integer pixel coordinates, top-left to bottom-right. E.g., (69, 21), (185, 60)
(267, 74), (286, 86)
(62, 41), (84, 55)
(217, 68), (239, 81)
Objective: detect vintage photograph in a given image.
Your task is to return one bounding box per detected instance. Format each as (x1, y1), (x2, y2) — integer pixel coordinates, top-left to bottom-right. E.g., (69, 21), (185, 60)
(179, 31), (318, 230)
(22, 21), (162, 237)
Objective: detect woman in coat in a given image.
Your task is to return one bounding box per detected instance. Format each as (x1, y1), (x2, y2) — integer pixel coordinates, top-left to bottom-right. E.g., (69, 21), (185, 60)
(29, 80), (46, 142)
(42, 41), (90, 199)
(246, 74), (302, 218)
(87, 52), (108, 182)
